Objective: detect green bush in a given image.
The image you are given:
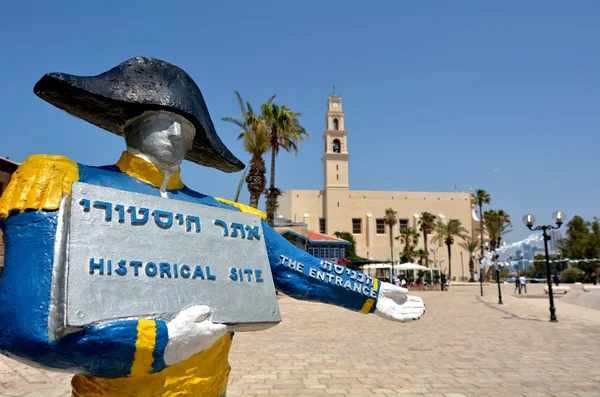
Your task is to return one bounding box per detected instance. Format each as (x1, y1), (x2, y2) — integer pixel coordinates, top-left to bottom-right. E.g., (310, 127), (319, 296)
(559, 267), (585, 283)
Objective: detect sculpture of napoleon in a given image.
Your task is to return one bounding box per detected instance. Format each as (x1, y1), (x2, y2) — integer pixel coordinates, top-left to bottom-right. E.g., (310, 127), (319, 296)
(0, 57), (425, 397)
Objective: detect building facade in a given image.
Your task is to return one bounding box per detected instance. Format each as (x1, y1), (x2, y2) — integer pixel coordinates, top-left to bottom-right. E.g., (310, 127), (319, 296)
(278, 94), (479, 280)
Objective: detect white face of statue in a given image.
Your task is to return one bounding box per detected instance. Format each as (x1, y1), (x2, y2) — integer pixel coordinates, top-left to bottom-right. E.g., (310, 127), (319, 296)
(124, 110), (196, 170)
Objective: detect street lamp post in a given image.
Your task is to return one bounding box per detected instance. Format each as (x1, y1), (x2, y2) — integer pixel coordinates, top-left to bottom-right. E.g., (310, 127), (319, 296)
(523, 212), (564, 322)
(471, 252), (475, 282)
(510, 253), (522, 295)
(494, 253), (503, 304)
(478, 261), (484, 297)
(479, 242), (490, 297)
(430, 248), (438, 265)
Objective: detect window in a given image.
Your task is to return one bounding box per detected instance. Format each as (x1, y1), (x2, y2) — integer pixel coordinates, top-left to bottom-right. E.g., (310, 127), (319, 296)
(336, 165), (339, 171)
(331, 247), (339, 259)
(352, 218), (362, 234)
(332, 139), (341, 153)
(376, 219), (386, 234)
(319, 218), (326, 234)
(308, 247), (319, 257)
(333, 118), (339, 130)
(399, 219), (409, 231)
(321, 247), (330, 258)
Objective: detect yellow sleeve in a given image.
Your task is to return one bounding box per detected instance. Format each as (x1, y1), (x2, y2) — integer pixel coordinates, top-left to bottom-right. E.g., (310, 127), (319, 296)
(0, 154), (79, 220)
(213, 197), (267, 220)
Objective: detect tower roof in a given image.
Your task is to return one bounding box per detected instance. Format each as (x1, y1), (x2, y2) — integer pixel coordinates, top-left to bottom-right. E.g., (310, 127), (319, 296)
(329, 85), (341, 99)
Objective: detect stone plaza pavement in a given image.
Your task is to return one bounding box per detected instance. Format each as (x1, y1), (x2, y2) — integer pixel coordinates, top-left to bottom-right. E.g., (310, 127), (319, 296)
(1, 283), (600, 397)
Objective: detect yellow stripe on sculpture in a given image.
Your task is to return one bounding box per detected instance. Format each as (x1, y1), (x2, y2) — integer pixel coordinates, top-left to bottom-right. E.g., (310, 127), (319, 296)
(130, 320), (157, 376)
(71, 333), (233, 397)
(116, 151), (184, 190)
(214, 197), (267, 220)
(359, 278), (379, 314)
(0, 154), (79, 220)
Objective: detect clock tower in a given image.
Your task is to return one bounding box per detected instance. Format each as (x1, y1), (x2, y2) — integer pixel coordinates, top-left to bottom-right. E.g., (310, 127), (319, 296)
(321, 91), (350, 234)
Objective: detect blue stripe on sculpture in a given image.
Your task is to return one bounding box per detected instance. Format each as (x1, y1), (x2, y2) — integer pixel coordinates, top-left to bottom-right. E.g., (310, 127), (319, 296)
(152, 320), (169, 373)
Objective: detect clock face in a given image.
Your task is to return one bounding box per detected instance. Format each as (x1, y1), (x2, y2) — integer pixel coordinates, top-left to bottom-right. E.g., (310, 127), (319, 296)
(332, 102), (339, 108)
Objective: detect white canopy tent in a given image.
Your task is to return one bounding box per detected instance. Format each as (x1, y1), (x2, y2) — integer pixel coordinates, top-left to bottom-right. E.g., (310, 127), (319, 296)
(361, 263), (441, 284)
(396, 262), (441, 284)
(396, 262), (428, 271)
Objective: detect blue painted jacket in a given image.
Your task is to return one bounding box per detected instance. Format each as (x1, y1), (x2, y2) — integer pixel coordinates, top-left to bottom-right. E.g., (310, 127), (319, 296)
(0, 154), (380, 378)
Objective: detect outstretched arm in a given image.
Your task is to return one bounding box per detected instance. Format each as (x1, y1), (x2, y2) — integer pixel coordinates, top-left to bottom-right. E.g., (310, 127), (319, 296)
(262, 221), (425, 321)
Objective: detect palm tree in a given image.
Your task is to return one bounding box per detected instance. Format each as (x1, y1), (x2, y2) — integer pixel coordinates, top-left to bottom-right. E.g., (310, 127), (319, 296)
(473, 189), (491, 280)
(222, 91), (270, 208)
(261, 99), (309, 226)
(432, 220), (468, 285)
(415, 249), (428, 267)
(397, 226), (420, 262)
(473, 189), (491, 253)
(419, 212), (437, 267)
(384, 208), (398, 279)
(482, 209), (512, 281)
(483, 210), (512, 250)
(459, 238), (479, 282)
(233, 169), (248, 203)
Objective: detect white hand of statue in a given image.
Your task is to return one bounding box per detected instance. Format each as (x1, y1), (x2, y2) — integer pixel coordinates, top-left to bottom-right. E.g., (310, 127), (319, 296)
(374, 282), (425, 322)
(164, 305), (229, 365)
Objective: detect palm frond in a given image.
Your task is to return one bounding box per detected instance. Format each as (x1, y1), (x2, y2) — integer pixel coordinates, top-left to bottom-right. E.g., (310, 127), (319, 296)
(233, 90), (247, 115)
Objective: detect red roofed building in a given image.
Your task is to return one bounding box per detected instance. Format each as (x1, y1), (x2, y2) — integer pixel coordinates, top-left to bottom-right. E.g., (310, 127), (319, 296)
(274, 218), (350, 264)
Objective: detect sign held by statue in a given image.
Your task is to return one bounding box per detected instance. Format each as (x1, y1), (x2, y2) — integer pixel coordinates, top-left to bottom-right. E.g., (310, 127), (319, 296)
(64, 182), (281, 329)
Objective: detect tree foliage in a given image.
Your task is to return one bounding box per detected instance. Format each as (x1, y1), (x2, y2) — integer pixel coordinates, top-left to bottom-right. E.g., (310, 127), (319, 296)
(472, 189), (491, 279)
(333, 231), (365, 261)
(418, 212), (437, 267)
(432, 220), (468, 282)
(459, 238), (479, 282)
(415, 248), (429, 267)
(397, 226), (420, 263)
(262, 99), (309, 226)
(557, 215), (600, 280)
(222, 91), (270, 208)
(483, 209), (512, 250)
(384, 208), (398, 263)
(559, 267), (585, 283)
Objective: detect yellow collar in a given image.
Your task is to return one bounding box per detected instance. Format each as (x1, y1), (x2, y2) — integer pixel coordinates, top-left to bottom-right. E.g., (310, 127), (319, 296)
(116, 151), (184, 190)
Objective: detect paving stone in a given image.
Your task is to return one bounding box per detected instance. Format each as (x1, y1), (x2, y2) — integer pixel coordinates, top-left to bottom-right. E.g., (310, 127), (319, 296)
(1, 284), (600, 396)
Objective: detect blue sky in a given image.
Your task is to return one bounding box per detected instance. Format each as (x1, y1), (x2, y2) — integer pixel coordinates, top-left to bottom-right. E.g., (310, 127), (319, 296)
(1, 1), (598, 243)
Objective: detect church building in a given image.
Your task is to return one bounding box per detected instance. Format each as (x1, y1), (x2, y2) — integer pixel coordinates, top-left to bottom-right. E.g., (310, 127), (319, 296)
(278, 93), (480, 280)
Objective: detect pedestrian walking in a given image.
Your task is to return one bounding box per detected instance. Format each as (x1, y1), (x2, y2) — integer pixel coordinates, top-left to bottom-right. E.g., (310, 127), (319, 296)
(519, 275), (527, 293)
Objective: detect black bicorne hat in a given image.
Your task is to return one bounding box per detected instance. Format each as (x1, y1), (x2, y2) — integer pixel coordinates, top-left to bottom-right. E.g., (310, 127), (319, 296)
(33, 56), (244, 173)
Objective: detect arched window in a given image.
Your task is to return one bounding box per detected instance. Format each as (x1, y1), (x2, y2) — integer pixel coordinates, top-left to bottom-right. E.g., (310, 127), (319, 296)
(333, 118), (339, 130)
(332, 139), (341, 153)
